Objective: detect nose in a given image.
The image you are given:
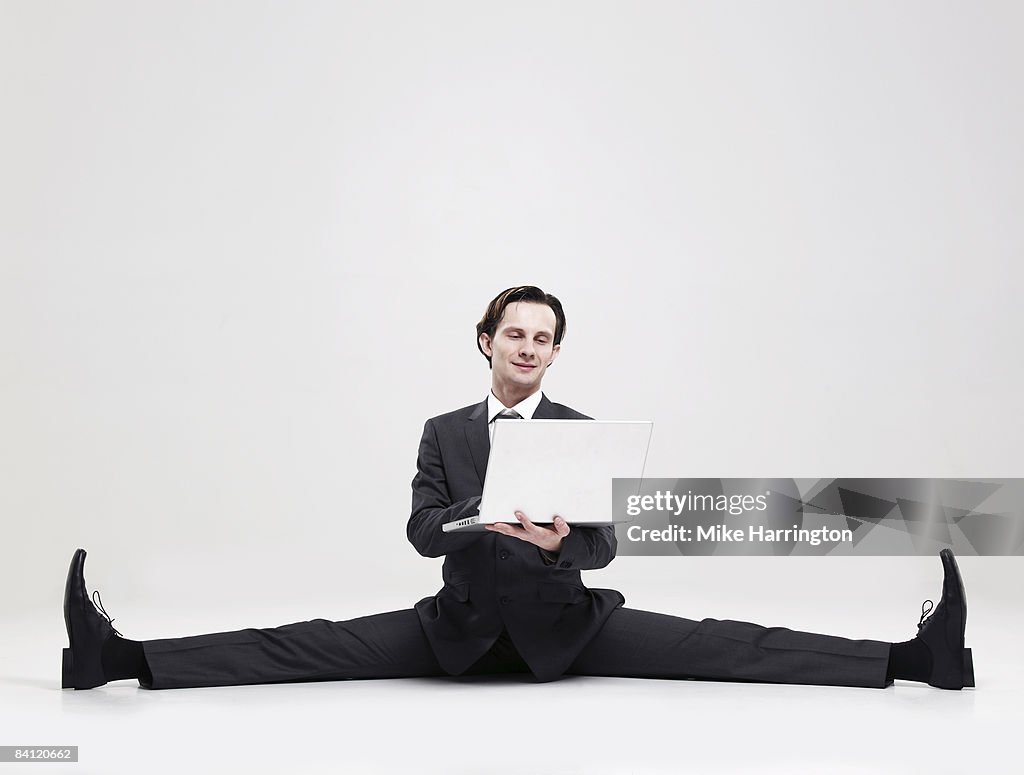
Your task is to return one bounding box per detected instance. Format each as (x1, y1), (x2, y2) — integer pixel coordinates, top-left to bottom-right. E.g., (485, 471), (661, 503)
(518, 340), (535, 359)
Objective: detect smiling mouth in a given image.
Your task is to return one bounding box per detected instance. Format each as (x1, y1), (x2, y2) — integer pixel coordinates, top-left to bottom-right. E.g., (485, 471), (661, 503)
(513, 363), (536, 369)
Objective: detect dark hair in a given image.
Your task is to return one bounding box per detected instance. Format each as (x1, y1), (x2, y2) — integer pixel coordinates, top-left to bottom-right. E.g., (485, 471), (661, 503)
(476, 286), (566, 366)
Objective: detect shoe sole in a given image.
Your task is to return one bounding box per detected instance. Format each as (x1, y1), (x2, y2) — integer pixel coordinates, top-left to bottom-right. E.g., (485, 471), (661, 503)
(61, 549), (81, 689)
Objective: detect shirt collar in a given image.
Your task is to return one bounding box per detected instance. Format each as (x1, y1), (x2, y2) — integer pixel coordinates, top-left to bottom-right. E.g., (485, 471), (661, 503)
(487, 389), (544, 424)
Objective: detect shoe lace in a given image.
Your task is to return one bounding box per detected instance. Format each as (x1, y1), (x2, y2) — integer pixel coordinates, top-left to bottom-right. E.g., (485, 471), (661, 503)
(917, 599), (934, 631)
(91, 590), (123, 637)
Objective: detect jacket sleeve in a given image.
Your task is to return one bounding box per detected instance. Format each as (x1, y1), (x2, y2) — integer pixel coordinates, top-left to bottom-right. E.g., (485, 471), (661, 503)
(407, 418), (488, 558)
(538, 524), (617, 570)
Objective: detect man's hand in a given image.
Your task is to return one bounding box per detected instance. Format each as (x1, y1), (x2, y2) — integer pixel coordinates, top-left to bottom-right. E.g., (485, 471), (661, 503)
(486, 511), (570, 553)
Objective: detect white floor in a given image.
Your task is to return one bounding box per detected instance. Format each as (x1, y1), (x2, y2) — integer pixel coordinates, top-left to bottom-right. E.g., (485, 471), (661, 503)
(2, 596), (1019, 775)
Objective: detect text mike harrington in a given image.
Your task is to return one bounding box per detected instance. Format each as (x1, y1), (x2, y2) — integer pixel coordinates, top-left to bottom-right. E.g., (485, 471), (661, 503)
(623, 490), (854, 547)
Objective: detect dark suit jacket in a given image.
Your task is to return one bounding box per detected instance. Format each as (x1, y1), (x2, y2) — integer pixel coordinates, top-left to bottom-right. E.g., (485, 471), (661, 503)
(408, 394), (626, 681)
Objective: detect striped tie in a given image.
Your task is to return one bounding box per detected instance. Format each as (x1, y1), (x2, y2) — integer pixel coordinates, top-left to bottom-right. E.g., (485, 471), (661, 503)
(496, 408), (523, 420)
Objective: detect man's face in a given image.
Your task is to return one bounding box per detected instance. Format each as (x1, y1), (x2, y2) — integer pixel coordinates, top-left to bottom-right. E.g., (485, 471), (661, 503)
(479, 302), (561, 397)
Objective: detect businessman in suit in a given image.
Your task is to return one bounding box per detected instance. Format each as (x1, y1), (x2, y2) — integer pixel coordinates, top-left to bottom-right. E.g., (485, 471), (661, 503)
(61, 286), (975, 691)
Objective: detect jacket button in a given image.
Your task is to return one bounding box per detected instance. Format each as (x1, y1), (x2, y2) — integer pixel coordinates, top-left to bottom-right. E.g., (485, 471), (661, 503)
(499, 551), (509, 560)
(500, 596), (510, 605)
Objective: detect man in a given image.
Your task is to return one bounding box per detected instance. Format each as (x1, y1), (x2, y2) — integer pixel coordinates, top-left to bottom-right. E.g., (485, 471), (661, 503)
(62, 286), (975, 691)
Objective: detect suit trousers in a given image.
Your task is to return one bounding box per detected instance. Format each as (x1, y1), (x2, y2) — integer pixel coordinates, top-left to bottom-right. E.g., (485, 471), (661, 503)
(140, 608), (890, 690)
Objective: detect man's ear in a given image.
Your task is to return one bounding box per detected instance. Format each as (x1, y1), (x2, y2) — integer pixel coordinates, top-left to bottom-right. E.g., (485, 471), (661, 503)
(479, 333), (493, 358)
(546, 343), (561, 368)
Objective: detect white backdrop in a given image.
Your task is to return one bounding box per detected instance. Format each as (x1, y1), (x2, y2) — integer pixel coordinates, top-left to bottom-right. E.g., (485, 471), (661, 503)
(1, 2), (1021, 641)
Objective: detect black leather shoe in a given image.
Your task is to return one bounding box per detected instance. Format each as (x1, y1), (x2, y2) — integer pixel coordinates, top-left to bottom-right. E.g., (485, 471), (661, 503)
(61, 548), (119, 690)
(916, 548), (975, 689)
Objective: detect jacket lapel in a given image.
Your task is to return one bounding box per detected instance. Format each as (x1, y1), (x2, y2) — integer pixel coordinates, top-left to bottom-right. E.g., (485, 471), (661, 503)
(532, 393), (557, 419)
(465, 399), (490, 486)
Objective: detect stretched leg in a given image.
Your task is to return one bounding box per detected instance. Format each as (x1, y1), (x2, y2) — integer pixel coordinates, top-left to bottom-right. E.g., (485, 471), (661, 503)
(568, 550), (975, 690)
(567, 608), (891, 688)
(61, 548), (446, 690)
(141, 609), (445, 689)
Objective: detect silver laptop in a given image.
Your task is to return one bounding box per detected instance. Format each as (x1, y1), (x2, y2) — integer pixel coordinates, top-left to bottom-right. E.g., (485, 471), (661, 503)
(442, 419), (653, 532)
